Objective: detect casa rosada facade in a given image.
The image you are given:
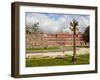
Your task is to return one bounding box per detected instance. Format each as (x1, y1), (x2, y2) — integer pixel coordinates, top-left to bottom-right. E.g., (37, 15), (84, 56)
(45, 33), (85, 46)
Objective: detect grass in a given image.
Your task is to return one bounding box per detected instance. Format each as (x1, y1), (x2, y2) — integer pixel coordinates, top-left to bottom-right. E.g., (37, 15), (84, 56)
(26, 46), (89, 53)
(26, 46), (60, 50)
(26, 54), (89, 67)
(26, 46), (61, 53)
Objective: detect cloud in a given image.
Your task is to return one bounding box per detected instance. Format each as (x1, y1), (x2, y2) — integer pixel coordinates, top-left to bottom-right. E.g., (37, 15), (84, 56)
(26, 12), (90, 34)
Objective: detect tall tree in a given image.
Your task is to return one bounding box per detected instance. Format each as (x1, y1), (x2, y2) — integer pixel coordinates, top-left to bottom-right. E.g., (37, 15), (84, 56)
(70, 19), (79, 64)
(82, 26), (89, 45)
(31, 22), (40, 33)
(26, 25), (31, 34)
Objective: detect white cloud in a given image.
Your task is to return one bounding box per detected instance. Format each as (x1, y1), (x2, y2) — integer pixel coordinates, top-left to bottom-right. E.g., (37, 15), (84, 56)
(26, 13), (90, 34)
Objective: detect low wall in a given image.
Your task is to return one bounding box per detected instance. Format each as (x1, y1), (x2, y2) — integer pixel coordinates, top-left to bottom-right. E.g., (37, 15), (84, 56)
(26, 33), (48, 48)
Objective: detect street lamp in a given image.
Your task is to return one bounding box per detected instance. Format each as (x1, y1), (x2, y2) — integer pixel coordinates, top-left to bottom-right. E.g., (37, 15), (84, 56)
(70, 19), (79, 64)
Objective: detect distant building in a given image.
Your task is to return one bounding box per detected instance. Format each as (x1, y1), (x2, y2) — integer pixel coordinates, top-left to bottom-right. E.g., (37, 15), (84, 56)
(46, 32), (85, 46)
(26, 32), (85, 48)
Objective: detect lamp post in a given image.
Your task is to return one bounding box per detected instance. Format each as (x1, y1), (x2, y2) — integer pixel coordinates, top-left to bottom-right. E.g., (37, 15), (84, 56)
(70, 19), (79, 64)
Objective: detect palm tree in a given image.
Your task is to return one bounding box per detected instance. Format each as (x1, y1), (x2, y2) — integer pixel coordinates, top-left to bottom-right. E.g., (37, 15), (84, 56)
(26, 25), (31, 34)
(31, 22), (40, 33)
(82, 26), (89, 45)
(70, 19), (79, 64)
(30, 22), (40, 47)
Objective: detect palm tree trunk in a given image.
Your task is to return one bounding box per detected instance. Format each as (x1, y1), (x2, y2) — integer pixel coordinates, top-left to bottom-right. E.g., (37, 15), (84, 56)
(72, 27), (77, 64)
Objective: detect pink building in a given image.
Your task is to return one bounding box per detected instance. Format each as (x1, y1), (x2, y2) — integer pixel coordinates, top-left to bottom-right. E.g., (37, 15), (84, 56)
(46, 33), (85, 46)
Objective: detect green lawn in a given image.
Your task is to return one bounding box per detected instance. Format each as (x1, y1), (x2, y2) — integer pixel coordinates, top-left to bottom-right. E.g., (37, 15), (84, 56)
(26, 54), (89, 67)
(26, 46), (67, 53)
(26, 46), (89, 53)
(26, 46), (60, 50)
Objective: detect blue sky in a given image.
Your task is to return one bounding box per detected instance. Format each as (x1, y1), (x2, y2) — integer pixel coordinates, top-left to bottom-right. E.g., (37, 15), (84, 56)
(26, 12), (90, 34)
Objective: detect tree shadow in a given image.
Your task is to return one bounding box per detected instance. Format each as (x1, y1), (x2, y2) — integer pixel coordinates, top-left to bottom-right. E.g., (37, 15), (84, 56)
(62, 58), (72, 62)
(55, 57), (72, 63)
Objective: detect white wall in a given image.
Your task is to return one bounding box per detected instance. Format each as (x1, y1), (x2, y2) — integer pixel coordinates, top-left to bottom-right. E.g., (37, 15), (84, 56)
(0, 0), (100, 80)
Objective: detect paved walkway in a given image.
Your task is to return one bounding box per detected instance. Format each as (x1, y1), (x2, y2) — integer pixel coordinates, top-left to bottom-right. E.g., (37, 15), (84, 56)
(26, 48), (89, 58)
